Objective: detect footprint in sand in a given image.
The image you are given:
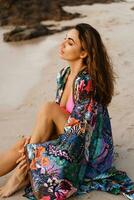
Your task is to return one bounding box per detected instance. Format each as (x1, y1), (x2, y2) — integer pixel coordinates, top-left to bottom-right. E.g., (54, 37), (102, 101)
(114, 91), (120, 96)
(107, 18), (120, 26)
(113, 152), (120, 162)
(127, 124), (134, 130)
(124, 60), (130, 65)
(127, 148), (134, 152)
(0, 117), (10, 121)
(105, 37), (110, 41)
(114, 144), (123, 148)
(118, 52), (124, 57)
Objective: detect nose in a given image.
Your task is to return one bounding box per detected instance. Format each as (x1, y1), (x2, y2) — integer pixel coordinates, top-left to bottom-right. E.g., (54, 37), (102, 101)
(60, 42), (65, 49)
(60, 38), (67, 48)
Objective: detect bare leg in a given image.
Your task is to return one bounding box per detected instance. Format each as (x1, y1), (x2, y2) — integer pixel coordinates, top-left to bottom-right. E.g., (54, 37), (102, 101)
(0, 101), (65, 176)
(0, 137), (27, 177)
(30, 101), (70, 143)
(0, 101), (70, 197)
(30, 102), (55, 143)
(0, 156), (30, 198)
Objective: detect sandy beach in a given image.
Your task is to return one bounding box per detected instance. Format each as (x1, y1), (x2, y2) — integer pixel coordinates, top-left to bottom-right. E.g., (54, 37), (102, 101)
(0, 1), (134, 199)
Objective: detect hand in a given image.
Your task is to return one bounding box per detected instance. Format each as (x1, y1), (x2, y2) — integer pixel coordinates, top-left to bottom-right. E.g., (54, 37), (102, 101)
(17, 136), (31, 164)
(18, 136), (31, 155)
(16, 155), (27, 170)
(16, 155), (29, 182)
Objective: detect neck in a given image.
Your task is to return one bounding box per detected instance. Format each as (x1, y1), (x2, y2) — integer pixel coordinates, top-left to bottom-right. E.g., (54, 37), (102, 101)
(67, 60), (87, 78)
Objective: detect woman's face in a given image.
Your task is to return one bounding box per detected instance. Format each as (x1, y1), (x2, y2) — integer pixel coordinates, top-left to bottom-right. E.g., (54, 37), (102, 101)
(59, 29), (84, 61)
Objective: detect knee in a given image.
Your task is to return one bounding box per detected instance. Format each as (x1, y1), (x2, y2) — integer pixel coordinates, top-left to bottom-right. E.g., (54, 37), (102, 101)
(37, 101), (56, 118)
(12, 137), (26, 152)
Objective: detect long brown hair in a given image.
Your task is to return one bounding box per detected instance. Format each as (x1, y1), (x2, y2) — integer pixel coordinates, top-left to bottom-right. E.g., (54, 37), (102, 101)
(75, 23), (116, 107)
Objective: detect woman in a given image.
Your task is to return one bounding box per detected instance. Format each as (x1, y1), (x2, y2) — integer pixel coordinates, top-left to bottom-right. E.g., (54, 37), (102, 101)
(0, 23), (134, 199)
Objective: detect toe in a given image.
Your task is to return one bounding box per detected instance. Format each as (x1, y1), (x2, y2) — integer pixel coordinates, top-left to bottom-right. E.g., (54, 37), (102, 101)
(0, 190), (8, 198)
(0, 190), (3, 197)
(0, 187), (8, 198)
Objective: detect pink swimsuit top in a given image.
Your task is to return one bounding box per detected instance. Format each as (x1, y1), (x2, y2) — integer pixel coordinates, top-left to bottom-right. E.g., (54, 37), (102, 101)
(66, 94), (74, 113)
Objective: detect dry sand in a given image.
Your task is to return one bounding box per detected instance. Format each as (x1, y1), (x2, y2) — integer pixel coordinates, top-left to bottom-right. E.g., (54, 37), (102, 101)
(0, 1), (134, 199)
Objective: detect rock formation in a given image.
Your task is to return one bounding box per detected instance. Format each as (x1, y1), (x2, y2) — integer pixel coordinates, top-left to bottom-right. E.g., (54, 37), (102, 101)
(0, 0), (80, 26)
(0, 0), (123, 42)
(3, 24), (74, 42)
(60, 0), (123, 6)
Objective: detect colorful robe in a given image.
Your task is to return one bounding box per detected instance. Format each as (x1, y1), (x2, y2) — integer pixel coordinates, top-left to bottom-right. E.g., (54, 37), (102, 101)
(24, 65), (134, 200)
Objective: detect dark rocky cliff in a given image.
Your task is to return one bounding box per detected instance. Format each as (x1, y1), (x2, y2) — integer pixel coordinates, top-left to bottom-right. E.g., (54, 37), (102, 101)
(0, 0), (80, 26)
(0, 0), (123, 26)
(0, 0), (123, 42)
(60, 0), (123, 6)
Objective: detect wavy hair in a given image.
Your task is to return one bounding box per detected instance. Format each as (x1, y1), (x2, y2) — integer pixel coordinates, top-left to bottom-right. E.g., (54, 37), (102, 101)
(74, 23), (116, 106)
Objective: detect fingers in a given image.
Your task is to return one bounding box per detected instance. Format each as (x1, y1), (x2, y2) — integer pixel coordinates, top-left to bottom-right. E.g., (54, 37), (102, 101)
(24, 136), (31, 147)
(18, 158), (27, 169)
(20, 163), (27, 170)
(19, 161), (29, 172)
(16, 155), (26, 164)
(18, 148), (25, 154)
(18, 136), (31, 156)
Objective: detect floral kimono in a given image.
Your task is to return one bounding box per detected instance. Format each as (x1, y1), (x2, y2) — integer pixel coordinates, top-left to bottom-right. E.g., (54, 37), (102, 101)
(24, 66), (134, 200)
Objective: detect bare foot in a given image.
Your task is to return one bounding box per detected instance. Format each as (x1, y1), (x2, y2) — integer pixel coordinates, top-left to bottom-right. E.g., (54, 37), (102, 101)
(0, 157), (29, 198)
(0, 175), (29, 198)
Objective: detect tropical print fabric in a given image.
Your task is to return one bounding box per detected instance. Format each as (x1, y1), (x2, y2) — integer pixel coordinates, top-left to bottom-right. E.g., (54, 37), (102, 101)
(23, 66), (134, 200)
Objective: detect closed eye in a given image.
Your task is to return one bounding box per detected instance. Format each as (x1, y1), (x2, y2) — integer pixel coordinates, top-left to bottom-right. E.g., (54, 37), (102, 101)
(64, 38), (73, 46)
(68, 42), (73, 46)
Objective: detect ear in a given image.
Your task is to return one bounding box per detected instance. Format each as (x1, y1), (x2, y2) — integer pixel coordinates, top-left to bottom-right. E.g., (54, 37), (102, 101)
(80, 50), (88, 59)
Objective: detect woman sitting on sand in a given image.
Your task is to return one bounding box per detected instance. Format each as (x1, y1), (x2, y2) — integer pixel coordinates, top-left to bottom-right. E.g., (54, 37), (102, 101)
(0, 23), (134, 200)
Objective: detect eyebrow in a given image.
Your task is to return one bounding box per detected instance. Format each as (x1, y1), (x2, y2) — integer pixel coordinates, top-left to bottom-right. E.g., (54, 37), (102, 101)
(65, 34), (76, 44)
